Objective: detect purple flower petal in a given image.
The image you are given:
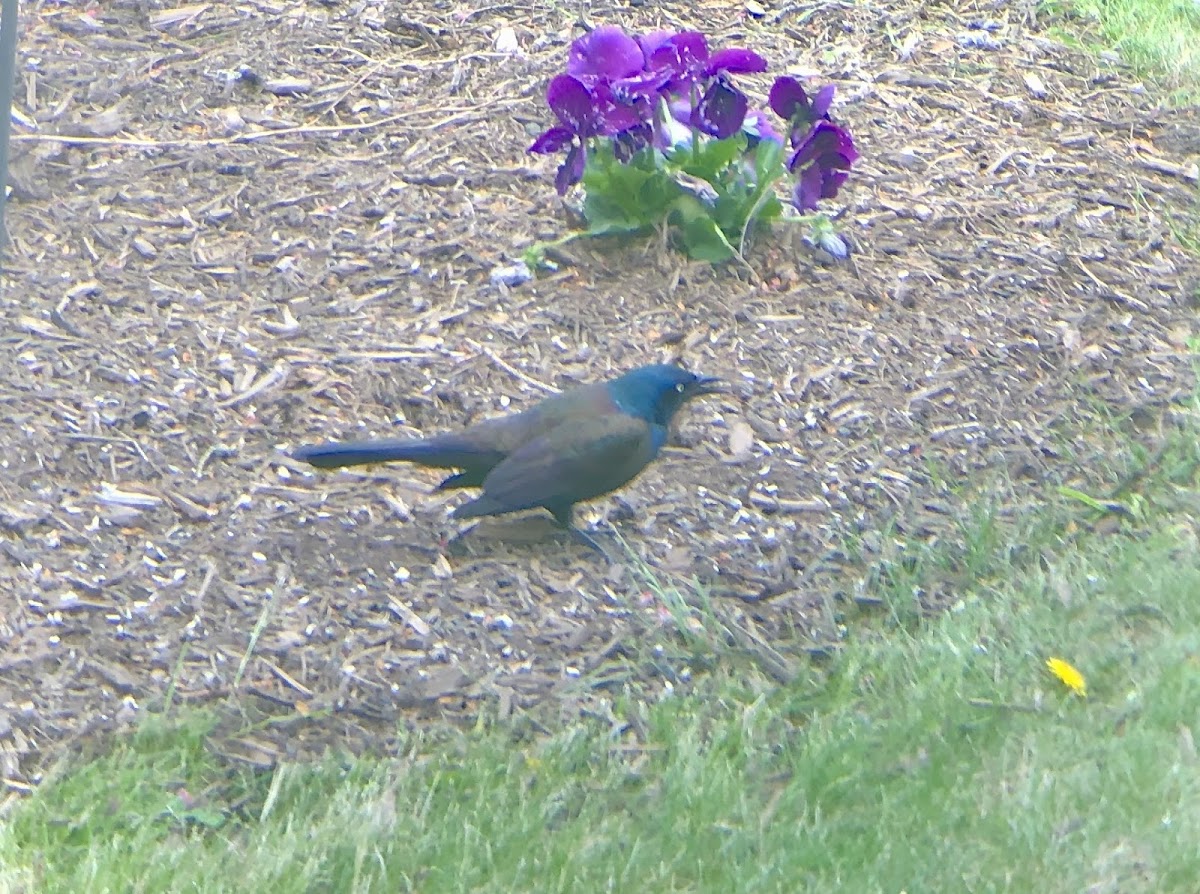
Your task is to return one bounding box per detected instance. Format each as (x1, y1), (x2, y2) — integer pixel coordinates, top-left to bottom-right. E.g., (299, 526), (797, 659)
(793, 164), (823, 212)
(582, 80), (647, 135)
(830, 147), (858, 170)
(668, 97), (692, 127)
(820, 167), (850, 200)
(742, 109), (784, 145)
(771, 78), (839, 146)
(648, 31), (709, 81)
(828, 129), (859, 167)
(546, 75), (597, 133)
(613, 122), (653, 161)
(568, 26), (644, 81)
(666, 31), (709, 63)
(599, 102), (644, 135)
(555, 142), (586, 195)
(706, 47), (767, 75)
(811, 83), (836, 120)
(528, 125), (575, 155)
(789, 120), (856, 170)
(768, 76), (808, 120)
(611, 67), (671, 103)
(646, 43), (675, 72)
(637, 30), (677, 64)
(693, 78), (747, 139)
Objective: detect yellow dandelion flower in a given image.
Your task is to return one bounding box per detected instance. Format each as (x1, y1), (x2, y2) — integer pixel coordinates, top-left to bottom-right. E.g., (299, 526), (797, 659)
(1046, 657), (1087, 697)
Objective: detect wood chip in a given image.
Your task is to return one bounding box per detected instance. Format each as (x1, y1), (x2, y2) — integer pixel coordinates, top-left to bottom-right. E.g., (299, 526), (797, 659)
(263, 78), (313, 97)
(726, 419), (755, 462)
(216, 363), (290, 408)
(96, 485), (163, 509)
(747, 492), (830, 514)
(150, 4), (209, 29)
(1137, 155), (1200, 183)
(388, 598), (431, 637)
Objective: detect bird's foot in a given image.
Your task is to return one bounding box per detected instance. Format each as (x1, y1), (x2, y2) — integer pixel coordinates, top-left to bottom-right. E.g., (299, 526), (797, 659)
(567, 525), (613, 559)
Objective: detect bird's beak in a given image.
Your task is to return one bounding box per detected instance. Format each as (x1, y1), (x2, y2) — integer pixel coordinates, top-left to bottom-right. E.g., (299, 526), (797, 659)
(686, 376), (725, 397)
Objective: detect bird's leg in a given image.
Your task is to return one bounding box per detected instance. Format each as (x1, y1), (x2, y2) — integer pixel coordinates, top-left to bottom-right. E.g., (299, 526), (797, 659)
(551, 505), (610, 557)
(444, 520), (481, 553)
(568, 525), (609, 555)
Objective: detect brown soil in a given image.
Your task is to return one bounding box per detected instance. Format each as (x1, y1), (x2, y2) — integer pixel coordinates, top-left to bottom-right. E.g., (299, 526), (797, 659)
(1, 1), (1197, 786)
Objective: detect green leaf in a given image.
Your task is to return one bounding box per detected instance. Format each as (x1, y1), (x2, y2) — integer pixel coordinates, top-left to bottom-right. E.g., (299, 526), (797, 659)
(670, 195), (735, 262)
(570, 135), (794, 263)
(178, 807), (227, 829)
(581, 143), (681, 236)
(1058, 486), (1135, 517)
(671, 133), (748, 182)
(735, 140), (788, 233)
(522, 243), (548, 269)
(753, 138), (787, 192)
(696, 138), (788, 251)
(582, 192), (652, 235)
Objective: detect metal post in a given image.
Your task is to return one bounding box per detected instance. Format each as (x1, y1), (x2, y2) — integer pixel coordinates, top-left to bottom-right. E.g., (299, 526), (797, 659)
(0, 0), (20, 252)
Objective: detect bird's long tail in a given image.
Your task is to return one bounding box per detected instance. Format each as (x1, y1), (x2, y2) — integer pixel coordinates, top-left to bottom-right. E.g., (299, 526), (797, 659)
(293, 435), (503, 472)
(293, 438), (448, 469)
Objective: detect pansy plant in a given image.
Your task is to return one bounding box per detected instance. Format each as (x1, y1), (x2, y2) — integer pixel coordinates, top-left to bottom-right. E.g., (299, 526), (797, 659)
(526, 26), (857, 264)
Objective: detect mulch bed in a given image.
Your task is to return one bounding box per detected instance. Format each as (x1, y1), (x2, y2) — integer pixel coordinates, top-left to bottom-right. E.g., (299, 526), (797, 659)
(0, 0), (1197, 790)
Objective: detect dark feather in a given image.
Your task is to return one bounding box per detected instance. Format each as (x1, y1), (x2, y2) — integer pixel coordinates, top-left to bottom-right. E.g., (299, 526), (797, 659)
(292, 435), (506, 473)
(452, 414), (661, 520)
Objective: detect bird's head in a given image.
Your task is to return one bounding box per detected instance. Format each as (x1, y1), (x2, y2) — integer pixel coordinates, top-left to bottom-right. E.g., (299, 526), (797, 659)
(609, 364), (723, 426)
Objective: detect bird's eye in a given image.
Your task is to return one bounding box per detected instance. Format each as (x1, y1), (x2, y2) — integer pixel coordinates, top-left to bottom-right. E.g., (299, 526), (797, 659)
(675, 383), (686, 393)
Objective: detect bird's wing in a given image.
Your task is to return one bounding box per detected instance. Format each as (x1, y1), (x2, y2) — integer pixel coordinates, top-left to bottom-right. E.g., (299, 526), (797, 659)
(453, 414), (663, 519)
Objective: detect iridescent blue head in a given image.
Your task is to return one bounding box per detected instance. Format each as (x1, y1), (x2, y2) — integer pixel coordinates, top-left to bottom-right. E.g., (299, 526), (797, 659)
(607, 364), (723, 426)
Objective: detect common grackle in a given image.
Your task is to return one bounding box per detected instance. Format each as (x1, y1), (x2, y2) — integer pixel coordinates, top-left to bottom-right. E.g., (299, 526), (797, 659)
(293, 364), (722, 549)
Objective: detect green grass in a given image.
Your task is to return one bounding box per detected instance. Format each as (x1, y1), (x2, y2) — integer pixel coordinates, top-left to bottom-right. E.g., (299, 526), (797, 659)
(1046, 0), (1200, 101)
(5, 410), (1200, 891)
(2, 514), (1199, 891)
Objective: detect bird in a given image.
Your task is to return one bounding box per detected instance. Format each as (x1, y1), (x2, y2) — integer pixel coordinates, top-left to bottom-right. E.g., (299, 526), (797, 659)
(292, 363), (722, 550)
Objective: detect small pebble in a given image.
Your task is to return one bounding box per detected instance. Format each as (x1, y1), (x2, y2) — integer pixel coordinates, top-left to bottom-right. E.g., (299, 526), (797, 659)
(490, 261), (532, 288)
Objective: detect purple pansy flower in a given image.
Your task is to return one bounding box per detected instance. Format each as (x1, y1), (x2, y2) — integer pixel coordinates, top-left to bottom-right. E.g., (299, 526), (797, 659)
(646, 31), (767, 88)
(567, 25), (644, 81)
(567, 26), (669, 106)
(789, 119), (858, 171)
(788, 120), (858, 211)
(645, 31), (767, 138)
(769, 77), (857, 210)
(528, 75), (643, 194)
(692, 76), (749, 139)
(529, 25), (857, 218)
(768, 76), (836, 146)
